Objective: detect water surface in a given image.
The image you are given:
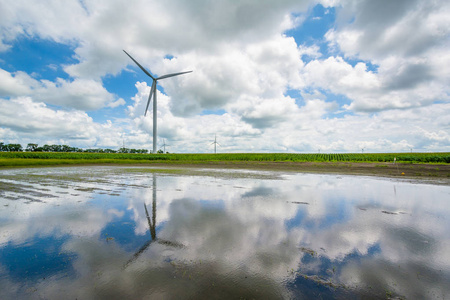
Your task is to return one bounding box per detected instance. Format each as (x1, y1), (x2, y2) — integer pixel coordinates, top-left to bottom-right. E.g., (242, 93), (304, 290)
(0, 166), (449, 299)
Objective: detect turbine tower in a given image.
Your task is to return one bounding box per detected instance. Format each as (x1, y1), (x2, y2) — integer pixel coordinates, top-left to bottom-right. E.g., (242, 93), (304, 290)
(123, 50), (192, 153)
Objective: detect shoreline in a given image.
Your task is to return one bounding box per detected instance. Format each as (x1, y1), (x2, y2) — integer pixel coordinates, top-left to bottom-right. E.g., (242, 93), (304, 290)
(2, 160), (449, 184)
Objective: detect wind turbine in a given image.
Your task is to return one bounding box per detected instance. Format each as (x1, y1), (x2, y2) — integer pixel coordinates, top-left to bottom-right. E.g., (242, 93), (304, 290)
(123, 50), (192, 154)
(161, 139), (168, 153)
(211, 134), (220, 154)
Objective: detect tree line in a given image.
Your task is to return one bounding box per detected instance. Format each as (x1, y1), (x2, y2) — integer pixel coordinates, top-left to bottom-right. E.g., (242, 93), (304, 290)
(0, 142), (150, 154)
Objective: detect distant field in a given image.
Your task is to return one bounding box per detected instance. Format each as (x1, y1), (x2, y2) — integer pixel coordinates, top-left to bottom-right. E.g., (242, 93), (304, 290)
(0, 151), (449, 167)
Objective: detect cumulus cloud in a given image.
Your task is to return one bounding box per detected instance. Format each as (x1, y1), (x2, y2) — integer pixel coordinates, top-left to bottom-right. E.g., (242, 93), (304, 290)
(298, 44), (322, 59)
(0, 0), (87, 51)
(0, 97), (126, 148)
(0, 68), (122, 110)
(37, 78), (117, 110)
(39, 0), (312, 80)
(0, 0), (449, 151)
(124, 80), (450, 153)
(0, 97), (93, 136)
(126, 81), (260, 152)
(230, 95), (299, 129)
(0, 69), (37, 96)
(140, 34), (305, 118)
(326, 0), (449, 61)
(302, 55), (448, 113)
(321, 0), (450, 111)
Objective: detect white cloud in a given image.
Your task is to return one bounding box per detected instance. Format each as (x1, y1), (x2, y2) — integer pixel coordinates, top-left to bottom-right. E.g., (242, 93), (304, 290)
(0, 97), (127, 148)
(0, 0), (449, 151)
(304, 56), (379, 93)
(144, 35), (305, 118)
(298, 44), (322, 59)
(229, 95), (299, 129)
(0, 0), (87, 51)
(50, 0), (313, 80)
(126, 81), (260, 152)
(0, 69), (37, 96)
(326, 0), (450, 61)
(321, 0), (450, 112)
(37, 78), (116, 110)
(301, 56), (449, 113)
(0, 68), (122, 110)
(124, 81), (450, 153)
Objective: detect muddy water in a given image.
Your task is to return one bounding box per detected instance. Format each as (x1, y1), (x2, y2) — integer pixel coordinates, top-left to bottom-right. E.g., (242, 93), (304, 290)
(0, 166), (449, 299)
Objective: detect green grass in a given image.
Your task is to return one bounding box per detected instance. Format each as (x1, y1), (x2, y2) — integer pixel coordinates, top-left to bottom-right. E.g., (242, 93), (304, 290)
(0, 152), (449, 167)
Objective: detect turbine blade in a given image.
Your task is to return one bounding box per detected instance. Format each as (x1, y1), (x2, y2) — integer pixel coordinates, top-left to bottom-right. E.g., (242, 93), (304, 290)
(144, 81), (156, 116)
(157, 70), (192, 80)
(157, 239), (185, 248)
(123, 50), (156, 80)
(123, 239), (155, 269)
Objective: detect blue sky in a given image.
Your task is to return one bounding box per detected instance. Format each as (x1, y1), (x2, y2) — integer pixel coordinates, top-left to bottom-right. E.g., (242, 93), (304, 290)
(0, 0), (449, 152)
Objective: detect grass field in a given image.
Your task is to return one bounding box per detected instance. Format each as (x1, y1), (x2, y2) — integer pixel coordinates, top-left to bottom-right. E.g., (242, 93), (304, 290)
(0, 151), (449, 167)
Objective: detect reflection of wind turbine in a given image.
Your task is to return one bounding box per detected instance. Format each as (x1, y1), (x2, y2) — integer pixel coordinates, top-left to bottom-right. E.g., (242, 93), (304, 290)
(124, 174), (184, 268)
(123, 50), (192, 154)
(211, 134), (220, 154)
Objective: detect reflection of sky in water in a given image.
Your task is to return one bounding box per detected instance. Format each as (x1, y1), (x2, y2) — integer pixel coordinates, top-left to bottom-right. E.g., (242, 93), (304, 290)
(0, 167), (449, 299)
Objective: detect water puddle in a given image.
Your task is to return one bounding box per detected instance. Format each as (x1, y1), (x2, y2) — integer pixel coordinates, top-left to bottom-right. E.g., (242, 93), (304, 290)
(0, 166), (449, 299)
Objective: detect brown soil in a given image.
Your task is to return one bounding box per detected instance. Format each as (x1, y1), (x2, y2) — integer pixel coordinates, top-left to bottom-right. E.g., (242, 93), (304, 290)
(142, 161), (450, 184)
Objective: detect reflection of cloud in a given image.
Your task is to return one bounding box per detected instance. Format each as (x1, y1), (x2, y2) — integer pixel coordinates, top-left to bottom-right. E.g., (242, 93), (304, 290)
(340, 258), (450, 299)
(0, 264), (21, 299)
(242, 186), (277, 198)
(0, 209), (112, 246)
(31, 238), (287, 300)
(0, 167), (449, 299)
(0, 167), (131, 245)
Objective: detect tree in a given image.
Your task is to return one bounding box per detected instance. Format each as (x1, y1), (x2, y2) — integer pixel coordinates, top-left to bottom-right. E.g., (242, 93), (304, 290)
(118, 147), (130, 153)
(50, 144), (62, 152)
(26, 143), (38, 152)
(42, 144), (52, 152)
(103, 149), (116, 153)
(61, 145), (72, 152)
(5, 144), (23, 152)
